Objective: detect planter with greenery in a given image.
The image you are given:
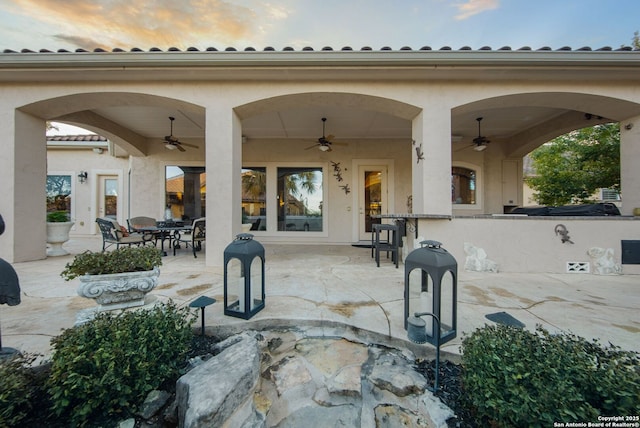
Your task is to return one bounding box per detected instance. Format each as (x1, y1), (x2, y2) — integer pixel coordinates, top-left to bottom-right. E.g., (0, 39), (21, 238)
(62, 246), (163, 311)
(46, 211), (74, 257)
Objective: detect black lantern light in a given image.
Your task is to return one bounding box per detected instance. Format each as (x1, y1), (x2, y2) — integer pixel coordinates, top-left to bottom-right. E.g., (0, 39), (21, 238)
(404, 240), (457, 392)
(223, 233), (265, 319)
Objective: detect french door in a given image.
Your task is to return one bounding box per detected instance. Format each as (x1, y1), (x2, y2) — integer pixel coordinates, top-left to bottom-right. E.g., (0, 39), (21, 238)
(98, 175), (119, 220)
(358, 165), (388, 241)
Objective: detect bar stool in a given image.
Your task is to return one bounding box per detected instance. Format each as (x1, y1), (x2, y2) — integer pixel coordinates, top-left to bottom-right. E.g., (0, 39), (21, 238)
(372, 223), (399, 268)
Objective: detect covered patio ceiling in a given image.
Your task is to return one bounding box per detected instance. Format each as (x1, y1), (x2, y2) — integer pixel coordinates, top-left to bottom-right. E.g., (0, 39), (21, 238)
(49, 92), (636, 157)
(59, 105), (602, 157)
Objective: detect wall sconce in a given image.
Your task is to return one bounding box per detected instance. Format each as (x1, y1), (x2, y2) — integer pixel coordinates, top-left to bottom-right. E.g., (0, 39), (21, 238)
(92, 147), (104, 154)
(78, 171), (88, 184)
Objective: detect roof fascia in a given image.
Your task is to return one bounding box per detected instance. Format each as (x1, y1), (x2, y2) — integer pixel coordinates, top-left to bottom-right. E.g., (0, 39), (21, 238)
(2, 50), (639, 70)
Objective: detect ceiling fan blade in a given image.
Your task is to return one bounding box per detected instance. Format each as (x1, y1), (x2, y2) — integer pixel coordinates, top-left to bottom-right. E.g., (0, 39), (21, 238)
(175, 144), (186, 152)
(305, 144), (318, 150)
(179, 142), (199, 149)
(325, 134), (335, 141)
(454, 143), (473, 152)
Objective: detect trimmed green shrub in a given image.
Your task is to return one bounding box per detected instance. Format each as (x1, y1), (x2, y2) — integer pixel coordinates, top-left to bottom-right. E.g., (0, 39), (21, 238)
(0, 353), (41, 426)
(461, 324), (640, 427)
(47, 301), (195, 425)
(46, 211), (70, 222)
(61, 246), (162, 280)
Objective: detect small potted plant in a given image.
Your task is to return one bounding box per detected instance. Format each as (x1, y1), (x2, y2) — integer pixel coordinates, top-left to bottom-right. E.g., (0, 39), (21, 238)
(46, 210), (74, 256)
(62, 246), (163, 311)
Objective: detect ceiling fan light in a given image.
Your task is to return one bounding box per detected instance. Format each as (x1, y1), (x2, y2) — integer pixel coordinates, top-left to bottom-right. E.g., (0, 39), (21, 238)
(473, 144), (487, 152)
(319, 145), (330, 152)
(165, 143), (177, 150)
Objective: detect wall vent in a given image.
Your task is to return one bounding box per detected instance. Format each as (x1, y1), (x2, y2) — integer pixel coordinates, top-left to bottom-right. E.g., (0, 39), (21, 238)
(566, 262), (590, 273)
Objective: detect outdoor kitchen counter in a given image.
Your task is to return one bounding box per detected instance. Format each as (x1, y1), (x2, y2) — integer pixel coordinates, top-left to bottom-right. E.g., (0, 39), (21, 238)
(374, 213), (639, 239)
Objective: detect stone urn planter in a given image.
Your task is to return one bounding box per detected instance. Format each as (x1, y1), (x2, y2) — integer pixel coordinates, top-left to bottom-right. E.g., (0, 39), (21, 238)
(77, 267), (160, 310)
(62, 246), (163, 312)
(46, 211), (74, 256)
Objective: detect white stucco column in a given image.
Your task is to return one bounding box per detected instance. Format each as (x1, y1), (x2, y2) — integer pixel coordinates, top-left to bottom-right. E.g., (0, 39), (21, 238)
(0, 111), (47, 262)
(620, 115), (640, 215)
(204, 105), (243, 268)
(411, 109), (452, 215)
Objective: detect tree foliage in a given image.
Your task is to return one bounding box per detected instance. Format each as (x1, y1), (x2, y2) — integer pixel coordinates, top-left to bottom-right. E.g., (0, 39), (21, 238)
(525, 123), (620, 206)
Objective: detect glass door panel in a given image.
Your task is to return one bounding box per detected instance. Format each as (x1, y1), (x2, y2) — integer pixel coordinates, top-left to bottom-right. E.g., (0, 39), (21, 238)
(242, 167), (267, 230)
(359, 166), (387, 241)
(98, 176), (118, 220)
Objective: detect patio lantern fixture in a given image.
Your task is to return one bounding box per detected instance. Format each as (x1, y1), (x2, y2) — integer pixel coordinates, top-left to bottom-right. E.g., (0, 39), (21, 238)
(224, 233), (265, 319)
(404, 240), (457, 392)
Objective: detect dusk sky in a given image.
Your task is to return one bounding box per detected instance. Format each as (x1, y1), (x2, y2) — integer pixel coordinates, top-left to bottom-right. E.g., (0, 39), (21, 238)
(1, 0), (638, 52)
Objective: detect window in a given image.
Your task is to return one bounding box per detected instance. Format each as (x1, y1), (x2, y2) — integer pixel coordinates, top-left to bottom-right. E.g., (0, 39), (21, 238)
(599, 188), (621, 201)
(242, 167), (266, 230)
(451, 166), (476, 204)
(165, 166), (206, 223)
(277, 167), (323, 232)
(46, 175), (71, 214)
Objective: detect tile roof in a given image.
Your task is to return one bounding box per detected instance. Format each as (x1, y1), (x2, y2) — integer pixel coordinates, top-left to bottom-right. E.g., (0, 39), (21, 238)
(47, 135), (107, 142)
(3, 45), (638, 54)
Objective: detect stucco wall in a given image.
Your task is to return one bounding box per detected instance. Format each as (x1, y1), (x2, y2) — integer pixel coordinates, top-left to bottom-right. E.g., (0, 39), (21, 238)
(47, 150), (130, 235)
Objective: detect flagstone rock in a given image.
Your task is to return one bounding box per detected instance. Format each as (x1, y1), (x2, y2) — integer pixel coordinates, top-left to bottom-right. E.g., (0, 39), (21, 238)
(174, 330), (455, 427)
(137, 389), (171, 420)
(270, 355), (313, 395)
(367, 348), (428, 397)
(374, 403), (429, 427)
(176, 332), (260, 428)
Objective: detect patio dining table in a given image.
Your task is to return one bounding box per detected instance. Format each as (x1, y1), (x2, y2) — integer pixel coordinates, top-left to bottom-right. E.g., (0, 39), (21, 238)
(139, 223), (192, 256)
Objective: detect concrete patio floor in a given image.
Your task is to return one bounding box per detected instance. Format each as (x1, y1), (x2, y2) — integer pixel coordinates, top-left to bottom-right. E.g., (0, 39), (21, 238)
(3, 236), (639, 360)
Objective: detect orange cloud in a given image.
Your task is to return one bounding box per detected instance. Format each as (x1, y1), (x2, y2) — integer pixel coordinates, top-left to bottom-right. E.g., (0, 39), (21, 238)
(12, 0), (277, 50)
(454, 0), (499, 20)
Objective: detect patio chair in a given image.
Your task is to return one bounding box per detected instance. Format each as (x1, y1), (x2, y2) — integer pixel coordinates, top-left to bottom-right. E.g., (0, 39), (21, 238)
(173, 217), (205, 257)
(96, 218), (153, 251)
(128, 216), (164, 245)
(127, 216), (156, 232)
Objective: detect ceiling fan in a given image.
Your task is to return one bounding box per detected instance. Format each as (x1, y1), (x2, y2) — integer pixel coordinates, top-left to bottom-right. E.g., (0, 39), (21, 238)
(454, 117), (490, 152)
(471, 117), (490, 151)
(163, 116), (199, 152)
(305, 117), (347, 152)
